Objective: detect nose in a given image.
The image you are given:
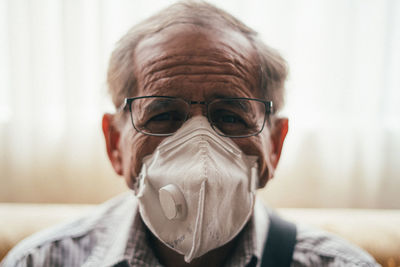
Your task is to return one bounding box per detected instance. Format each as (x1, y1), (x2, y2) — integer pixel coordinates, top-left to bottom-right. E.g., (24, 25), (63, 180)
(188, 101), (207, 118)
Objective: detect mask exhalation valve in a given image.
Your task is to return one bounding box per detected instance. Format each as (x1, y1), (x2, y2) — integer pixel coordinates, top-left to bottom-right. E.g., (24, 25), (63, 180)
(159, 184), (187, 220)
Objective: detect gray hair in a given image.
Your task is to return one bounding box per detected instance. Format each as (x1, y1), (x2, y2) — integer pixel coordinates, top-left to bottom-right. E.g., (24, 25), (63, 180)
(107, 0), (288, 113)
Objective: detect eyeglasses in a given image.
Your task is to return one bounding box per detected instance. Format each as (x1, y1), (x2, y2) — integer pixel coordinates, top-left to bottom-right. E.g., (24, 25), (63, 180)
(119, 96), (273, 138)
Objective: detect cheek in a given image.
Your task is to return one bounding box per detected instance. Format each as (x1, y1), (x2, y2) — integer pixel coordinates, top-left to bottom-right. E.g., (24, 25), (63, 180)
(233, 134), (272, 184)
(120, 131), (164, 188)
(234, 134), (269, 158)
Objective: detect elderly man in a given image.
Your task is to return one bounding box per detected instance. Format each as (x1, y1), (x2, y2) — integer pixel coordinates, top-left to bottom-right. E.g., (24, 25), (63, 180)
(2, 1), (379, 267)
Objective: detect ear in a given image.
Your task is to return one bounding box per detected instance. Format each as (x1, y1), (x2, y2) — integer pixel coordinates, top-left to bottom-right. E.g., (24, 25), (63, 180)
(270, 117), (289, 169)
(102, 113), (123, 175)
(258, 117), (288, 188)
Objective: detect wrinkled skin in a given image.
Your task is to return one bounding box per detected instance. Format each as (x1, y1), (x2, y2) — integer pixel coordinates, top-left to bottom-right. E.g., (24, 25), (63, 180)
(102, 23), (288, 267)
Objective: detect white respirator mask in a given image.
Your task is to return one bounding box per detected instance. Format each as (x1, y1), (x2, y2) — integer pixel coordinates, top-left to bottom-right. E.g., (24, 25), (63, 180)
(135, 116), (259, 262)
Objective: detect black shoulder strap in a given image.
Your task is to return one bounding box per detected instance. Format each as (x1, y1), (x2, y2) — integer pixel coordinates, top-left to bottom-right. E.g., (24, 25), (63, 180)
(260, 211), (297, 267)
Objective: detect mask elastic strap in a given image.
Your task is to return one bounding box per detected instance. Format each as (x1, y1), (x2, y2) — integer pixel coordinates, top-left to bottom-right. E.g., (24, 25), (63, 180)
(250, 162), (258, 192)
(185, 179), (206, 262)
(135, 163), (148, 197)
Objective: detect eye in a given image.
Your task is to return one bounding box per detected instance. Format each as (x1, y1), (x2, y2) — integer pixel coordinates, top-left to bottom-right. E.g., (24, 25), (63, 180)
(211, 110), (248, 129)
(150, 112), (173, 121)
(212, 109), (246, 124)
(140, 110), (187, 134)
(148, 111), (184, 122)
(130, 97), (190, 135)
(220, 114), (243, 123)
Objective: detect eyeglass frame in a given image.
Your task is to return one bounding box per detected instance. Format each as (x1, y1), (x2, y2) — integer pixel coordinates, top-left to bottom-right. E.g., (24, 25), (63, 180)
(118, 95), (274, 138)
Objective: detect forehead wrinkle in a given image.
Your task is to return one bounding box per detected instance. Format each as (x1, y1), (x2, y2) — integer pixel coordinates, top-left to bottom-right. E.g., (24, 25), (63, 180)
(140, 76), (254, 100)
(134, 26), (261, 98)
(144, 56), (252, 82)
(142, 67), (253, 92)
(140, 39), (257, 79)
(146, 75), (252, 97)
(137, 55), (256, 96)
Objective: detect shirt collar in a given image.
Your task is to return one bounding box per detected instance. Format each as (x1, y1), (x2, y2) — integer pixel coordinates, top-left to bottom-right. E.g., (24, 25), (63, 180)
(94, 193), (270, 267)
(223, 198), (270, 267)
(97, 193), (162, 267)
(98, 193), (138, 267)
(253, 198), (270, 264)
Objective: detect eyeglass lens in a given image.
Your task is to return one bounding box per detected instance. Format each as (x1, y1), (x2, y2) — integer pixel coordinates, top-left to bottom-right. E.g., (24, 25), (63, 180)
(130, 97), (266, 137)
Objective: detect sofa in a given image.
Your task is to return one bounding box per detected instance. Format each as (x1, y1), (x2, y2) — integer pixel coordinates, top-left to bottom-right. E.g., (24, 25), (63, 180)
(1, 203), (399, 266)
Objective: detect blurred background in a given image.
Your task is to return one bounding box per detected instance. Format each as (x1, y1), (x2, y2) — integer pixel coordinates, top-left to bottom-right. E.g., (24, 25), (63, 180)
(0, 0), (399, 209)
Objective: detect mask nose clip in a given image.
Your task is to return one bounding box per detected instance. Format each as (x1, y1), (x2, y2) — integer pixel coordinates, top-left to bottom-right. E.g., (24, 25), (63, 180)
(159, 184), (188, 220)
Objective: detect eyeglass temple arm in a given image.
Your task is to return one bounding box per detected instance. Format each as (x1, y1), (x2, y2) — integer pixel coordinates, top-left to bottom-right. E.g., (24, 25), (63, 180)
(116, 98), (130, 113)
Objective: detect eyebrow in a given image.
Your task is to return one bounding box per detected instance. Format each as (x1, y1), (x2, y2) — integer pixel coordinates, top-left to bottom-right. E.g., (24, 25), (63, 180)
(207, 88), (253, 100)
(142, 99), (176, 114)
(221, 100), (251, 113)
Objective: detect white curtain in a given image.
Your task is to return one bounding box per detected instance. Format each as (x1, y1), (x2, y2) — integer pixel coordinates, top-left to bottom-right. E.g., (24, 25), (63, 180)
(1, 0), (399, 208)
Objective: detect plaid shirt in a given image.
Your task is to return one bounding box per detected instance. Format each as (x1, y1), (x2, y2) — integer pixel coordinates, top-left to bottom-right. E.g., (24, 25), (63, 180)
(1, 193), (379, 267)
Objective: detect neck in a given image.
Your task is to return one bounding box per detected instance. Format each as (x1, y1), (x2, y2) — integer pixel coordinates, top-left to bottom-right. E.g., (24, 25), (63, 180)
(146, 227), (239, 267)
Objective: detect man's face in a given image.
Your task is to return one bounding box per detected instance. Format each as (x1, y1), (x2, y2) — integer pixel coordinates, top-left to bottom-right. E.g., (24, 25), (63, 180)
(103, 24), (288, 188)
